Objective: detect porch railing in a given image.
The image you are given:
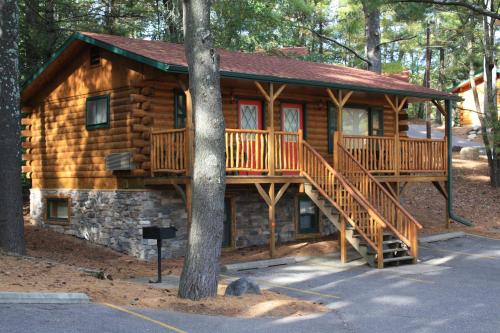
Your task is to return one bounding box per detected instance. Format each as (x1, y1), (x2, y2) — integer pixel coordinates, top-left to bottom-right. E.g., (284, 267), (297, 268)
(342, 135), (447, 175)
(150, 128), (447, 176)
(150, 128), (186, 174)
(225, 129), (269, 172)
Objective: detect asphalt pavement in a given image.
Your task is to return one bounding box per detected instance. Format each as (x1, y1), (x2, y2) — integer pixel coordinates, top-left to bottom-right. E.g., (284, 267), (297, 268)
(1, 234), (499, 333)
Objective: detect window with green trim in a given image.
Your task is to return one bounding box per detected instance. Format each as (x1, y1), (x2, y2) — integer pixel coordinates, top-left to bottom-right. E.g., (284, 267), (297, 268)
(369, 107), (384, 136)
(328, 105), (384, 152)
(297, 196), (319, 234)
(46, 197), (70, 224)
(86, 95), (109, 130)
(174, 90), (187, 128)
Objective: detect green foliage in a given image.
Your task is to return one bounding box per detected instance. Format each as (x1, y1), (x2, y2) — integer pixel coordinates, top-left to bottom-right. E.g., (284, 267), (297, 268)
(18, 0), (491, 98)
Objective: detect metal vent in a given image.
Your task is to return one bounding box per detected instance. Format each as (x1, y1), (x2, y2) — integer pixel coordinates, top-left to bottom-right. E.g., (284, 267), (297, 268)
(105, 152), (133, 171)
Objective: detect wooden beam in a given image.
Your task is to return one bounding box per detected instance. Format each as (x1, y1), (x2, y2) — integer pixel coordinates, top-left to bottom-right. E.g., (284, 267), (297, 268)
(144, 176), (191, 185)
(326, 88), (340, 108)
(375, 175), (447, 183)
(432, 181), (448, 199)
(226, 176), (305, 184)
(255, 183), (272, 206)
(274, 84), (287, 101)
(431, 100), (447, 117)
(384, 94), (397, 112)
(274, 182), (291, 205)
(340, 216), (347, 263)
(341, 91), (354, 106)
(254, 81), (271, 102)
(172, 184), (186, 203)
(268, 183), (276, 258)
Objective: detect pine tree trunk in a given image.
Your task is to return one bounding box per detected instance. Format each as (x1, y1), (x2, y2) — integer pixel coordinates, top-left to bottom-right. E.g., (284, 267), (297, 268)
(178, 0), (225, 300)
(482, 0), (499, 187)
(436, 47), (444, 125)
(0, 0), (26, 254)
(362, 1), (381, 73)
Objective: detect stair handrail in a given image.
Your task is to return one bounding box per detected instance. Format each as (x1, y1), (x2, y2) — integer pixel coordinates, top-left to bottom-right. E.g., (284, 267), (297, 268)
(337, 143), (422, 257)
(301, 140), (387, 254)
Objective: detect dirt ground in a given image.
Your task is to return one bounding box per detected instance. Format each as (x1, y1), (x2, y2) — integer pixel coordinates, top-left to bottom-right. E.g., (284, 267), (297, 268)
(24, 225), (337, 279)
(402, 154), (500, 238)
(0, 226), (332, 317)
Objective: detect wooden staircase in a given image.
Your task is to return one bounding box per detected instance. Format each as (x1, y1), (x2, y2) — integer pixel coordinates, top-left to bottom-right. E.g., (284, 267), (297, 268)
(300, 140), (422, 268)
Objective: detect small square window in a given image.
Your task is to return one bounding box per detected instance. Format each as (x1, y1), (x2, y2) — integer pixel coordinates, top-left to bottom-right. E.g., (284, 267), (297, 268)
(86, 95), (109, 130)
(297, 196), (319, 234)
(90, 47), (101, 66)
(46, 197), (70, 224)
(174, 91), (187, 128)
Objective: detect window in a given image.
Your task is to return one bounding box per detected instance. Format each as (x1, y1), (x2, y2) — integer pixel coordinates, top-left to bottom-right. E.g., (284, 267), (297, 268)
(90, 47), (101, 66)
(239, 101), (261, 130)
(328, 105), (384, 151)
(297, 196), (319, 234)
(86, 95), (109, 130)
(343, 107), (369, 136)
(174, 90), (187, 128)
(369, 107), (384, 136)
(46, 197), (70, 224)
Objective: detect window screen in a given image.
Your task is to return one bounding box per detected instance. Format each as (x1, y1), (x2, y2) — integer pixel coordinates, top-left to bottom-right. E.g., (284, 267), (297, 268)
(342, 107), (369, 136)
(174, 91), (187, 128)
(86, 95), (109, 129)
(298, 197), (319, 234)
(47, 198), (70, 223)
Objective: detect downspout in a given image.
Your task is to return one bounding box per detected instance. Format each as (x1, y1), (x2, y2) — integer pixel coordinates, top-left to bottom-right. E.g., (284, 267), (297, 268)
(445, 99), (474, 226)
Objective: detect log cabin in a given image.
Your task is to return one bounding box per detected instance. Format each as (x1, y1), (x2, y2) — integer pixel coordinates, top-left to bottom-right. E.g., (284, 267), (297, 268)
(450, 71), (500, 127)
(21, 32), (459, 268)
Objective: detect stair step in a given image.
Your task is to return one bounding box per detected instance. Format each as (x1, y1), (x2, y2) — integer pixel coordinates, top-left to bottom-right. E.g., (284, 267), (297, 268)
(368, 247), (408, 254)
(383, 239), (403, 245)
(382, 255), (414, 263)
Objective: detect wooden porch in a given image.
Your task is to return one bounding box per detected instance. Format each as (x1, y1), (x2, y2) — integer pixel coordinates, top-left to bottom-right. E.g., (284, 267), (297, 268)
(148, 127), (448, 180)
(144, 82), (451, 267)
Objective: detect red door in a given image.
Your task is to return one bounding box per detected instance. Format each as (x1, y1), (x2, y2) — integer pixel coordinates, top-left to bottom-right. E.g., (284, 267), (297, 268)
(281, 103), (303, 174)
(238, 100), (263, 175)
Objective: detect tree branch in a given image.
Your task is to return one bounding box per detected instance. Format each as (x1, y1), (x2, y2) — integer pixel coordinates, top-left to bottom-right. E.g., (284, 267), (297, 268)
(377, 35), (417, 47)
(392, 0), (500, 20)
(302, 26), (371, 65)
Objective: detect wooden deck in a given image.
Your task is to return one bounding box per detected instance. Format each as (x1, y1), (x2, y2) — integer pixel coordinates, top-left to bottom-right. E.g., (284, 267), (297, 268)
(149, 128), (448, 180)
(147, 127), (444, 266)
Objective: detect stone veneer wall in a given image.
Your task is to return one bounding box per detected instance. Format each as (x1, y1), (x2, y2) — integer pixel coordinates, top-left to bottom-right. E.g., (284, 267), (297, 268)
(30, 186), (337, 260)
(30, 188), (188, 260)
(233, 187), (336, 248)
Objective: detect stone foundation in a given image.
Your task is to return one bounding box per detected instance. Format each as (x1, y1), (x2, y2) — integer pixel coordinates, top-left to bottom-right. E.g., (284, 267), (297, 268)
(30, 188), (188, 260)
(30, 186), (337, 260)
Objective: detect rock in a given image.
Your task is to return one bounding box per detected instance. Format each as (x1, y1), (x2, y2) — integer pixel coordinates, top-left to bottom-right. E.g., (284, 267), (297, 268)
(224, 278), (261, 296)
(459, 147), (480, 160)
(467, 133), (477, 140)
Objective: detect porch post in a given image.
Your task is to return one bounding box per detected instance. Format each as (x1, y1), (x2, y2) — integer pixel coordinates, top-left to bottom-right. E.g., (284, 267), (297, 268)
(269, 83), (275, 176)
(254, 82), (287, 257)
(339, 215), (347, 263)
(395, 96), (400, 180)
(326, 88), (352, 168)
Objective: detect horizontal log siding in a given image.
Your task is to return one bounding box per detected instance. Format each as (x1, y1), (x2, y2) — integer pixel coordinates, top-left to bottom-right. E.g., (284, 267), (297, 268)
(25, 47), (146, 189)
